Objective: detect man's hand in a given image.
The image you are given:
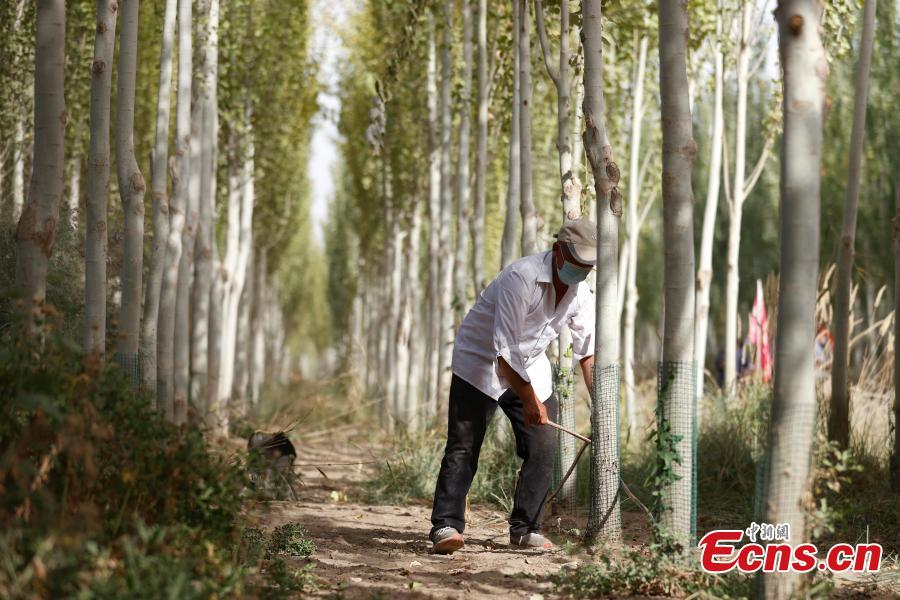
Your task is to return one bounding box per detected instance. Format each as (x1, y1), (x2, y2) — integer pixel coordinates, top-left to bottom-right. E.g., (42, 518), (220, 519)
(497, 357), (548, 427)
(523, 397), (548, 426)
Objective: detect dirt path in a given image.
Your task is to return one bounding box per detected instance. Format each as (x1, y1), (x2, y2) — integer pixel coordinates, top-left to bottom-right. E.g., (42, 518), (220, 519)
(246, 430), (606, 599)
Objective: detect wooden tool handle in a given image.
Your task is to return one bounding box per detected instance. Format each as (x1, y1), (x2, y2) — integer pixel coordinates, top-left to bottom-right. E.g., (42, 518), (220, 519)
(547, 420), (591, 444)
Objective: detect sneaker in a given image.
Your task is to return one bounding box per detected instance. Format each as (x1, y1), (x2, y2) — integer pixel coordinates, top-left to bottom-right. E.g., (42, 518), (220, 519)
(510, 531), (554, 549)
(431, 526), (464, 555)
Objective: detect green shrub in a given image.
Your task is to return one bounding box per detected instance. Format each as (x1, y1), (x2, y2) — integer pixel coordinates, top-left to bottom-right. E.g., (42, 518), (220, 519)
(552, 544), (752, 599)
(0, 313), (248, 597)
(265, 522), (317, 559)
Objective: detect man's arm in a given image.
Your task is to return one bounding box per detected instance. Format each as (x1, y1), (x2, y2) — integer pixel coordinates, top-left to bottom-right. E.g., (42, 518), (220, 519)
(497, 357), (548, 426)
(579, 355), (595, 398)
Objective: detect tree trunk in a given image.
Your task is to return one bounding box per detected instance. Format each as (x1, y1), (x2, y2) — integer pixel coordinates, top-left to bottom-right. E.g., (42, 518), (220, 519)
(219, 123), (255, 415)
(518, 0), (536, 256)
(393, 216), (410, 427)
(407, 197), (423, 430)
(386, 205), (402, 430)
(142, 0), (177, 396)
(233, 247), (253, 416)
(470, 0), (488, 292)
(695, 6), (724, 426)
(536, 0), (581, 512)
(724, 2), (752, 392)
(623, 34), (648, 442)
(249, 247), (267, 407)
(67, 139), (81, 231)
(454, 0), (473, 319)
(84, 0), (117, 356)
(582, 0), (622, 544)
(829, 0), (877, 450)
(115, 0), (147, 379)
(437, 0), (454, 415)
(14, 0), (65, 316)
(173, 0), (201, 424)
(893, 166), (900, 491)
(12, 118), (26, 226)
(500, 0), (521, 269)
(218, 155), (241, 404)
(759, 2), (827, 596)
(208, 251), (225, 434)
(425, 13), (441, 420)
(191, 0), (219, 417)
(158, 0), (192, 420)
(657, 0), (697, 545)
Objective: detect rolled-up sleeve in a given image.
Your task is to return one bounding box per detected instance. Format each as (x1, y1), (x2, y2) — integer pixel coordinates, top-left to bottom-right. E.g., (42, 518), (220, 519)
(568, 284), (596, 361)
(493, 270), (531, 383)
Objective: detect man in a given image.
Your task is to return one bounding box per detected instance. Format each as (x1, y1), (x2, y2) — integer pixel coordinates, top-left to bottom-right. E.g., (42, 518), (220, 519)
(429, 219), (597, 554)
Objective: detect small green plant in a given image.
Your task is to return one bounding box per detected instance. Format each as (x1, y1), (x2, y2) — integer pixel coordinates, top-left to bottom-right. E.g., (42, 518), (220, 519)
(240, 527), (267, 564)
(265, 522), (317, 559)
(261, 559), (317, 598)
(553, 543), (752, 598)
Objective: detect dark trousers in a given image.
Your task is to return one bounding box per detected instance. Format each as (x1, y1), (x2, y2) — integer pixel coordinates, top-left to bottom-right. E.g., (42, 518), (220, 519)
(430, 375), (558, 538)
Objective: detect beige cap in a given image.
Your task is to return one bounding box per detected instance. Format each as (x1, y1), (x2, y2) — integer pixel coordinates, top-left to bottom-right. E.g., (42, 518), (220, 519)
(555, 218), (598, 265)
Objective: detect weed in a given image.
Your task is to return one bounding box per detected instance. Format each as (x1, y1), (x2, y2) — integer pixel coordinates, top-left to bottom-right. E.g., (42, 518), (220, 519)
(553, 543), (752, 598)
(265, 522), (317, 559)
(261, 559), (318, 598)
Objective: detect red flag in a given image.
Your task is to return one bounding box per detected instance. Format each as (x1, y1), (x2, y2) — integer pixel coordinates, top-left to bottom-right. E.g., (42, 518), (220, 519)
(748, 279), (772, 382)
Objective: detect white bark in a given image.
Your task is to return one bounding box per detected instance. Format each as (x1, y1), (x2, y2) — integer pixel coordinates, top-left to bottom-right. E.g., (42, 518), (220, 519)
(724, 3), (751, 392)
(249, 247), (267, 407)
(158, 0), (192, 420)
(454, 0), (473, 319)
(425, 15), (441, 420)
(142, 0), (177, 396)
(518, 0), (536, 256)
(724, 2), (773, 391)
(582, 0), (622, 543)
(14, 0), (65, 317)
(437, 0), (454, 415)
(829, 0), (877, 450)
(115, 0), (147, 368)
(67, 139), (80, 231)
(500, 0), (521, 269)
(657, 0), (697, 544)
(174, 3), (201, 423)
(536, 0), (581, 510)
(12, 118), (26, 226)
(760, 2), (827, 597)
(470, 0), (488, 292)
(386, 205), (402, 430)
(207, 245), (225, 433)
(233, 247), (253, 415)
(84, 0), (117, 355)
(391, 217), (408, 428)
(623, 35), (648, 441)
(191, 0), (219, 416)
(406, 197), (424, 430)
(695, 7), (724, 425)
(219, 124), (255, 412)
(893, 166), (900, 490)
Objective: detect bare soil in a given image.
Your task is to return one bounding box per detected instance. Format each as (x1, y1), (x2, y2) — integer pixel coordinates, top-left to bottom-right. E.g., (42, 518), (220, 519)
(245, 429), (609, 599)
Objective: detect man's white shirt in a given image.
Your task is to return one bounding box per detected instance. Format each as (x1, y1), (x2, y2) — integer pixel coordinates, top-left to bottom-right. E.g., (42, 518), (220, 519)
(451, 251), (596, 403)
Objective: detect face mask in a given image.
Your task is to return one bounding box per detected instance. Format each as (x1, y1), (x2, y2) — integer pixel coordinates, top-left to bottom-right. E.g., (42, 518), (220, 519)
(557, 258), (592, 286)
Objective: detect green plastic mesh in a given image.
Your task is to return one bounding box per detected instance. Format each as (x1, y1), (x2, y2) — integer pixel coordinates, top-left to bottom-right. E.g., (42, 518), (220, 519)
(552, 359), (577, 512)
(115, 351), (143, 387)
(656, 361), (697, 544)
(585, 363), (621, 542)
